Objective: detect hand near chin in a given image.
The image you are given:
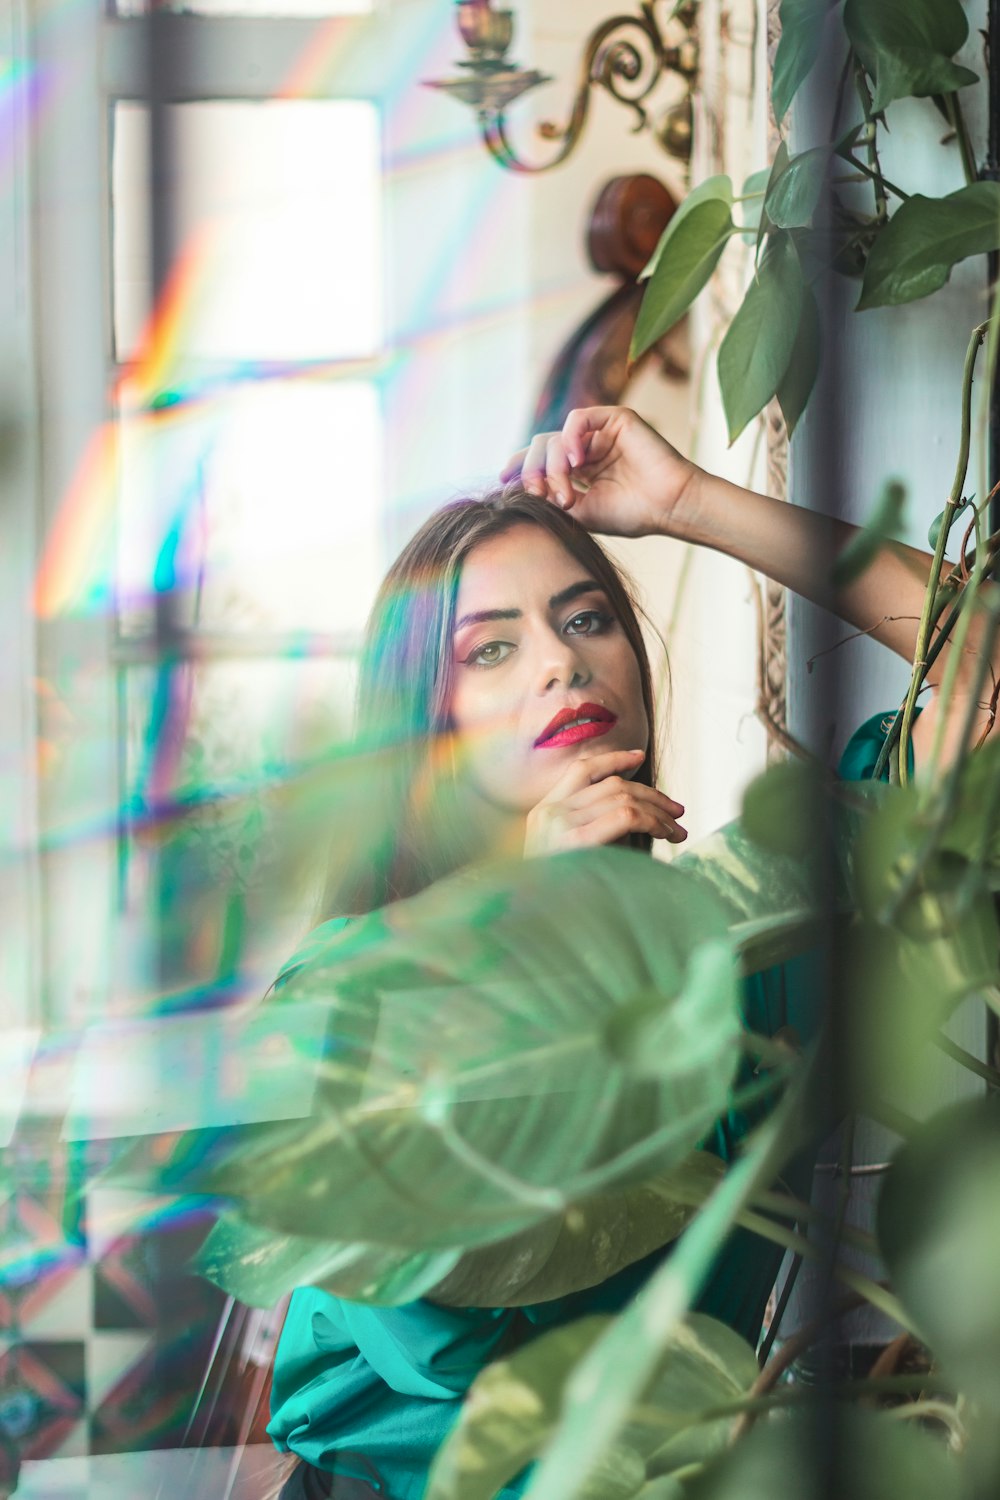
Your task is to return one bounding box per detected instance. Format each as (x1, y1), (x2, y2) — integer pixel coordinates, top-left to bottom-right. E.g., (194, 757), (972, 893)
(523, 748), (687, 858)
(501, 406), (702, 541)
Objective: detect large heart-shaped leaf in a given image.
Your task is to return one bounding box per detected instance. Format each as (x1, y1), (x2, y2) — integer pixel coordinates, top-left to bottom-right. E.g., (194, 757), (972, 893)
(632, 179), (735, 359)
(199, 1157), (724, 1309)
(844, 0), (979, 114)
(196, 1212), (461, 1307)
(772, 0), (834, 123)
(878, 1097), (1000, 1408)
(718, 233), (805, 442)
(426, 1313), (758, 1500)
(171, 850), (742, 1252)
(858, 185), (1000, 309)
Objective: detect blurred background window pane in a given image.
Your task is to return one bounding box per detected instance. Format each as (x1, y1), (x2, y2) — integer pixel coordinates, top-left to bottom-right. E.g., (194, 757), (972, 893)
(116, 0), (372, 12)
(116, 378), (382, 637)
(121, 655), (359, 998)
(112, 100), (381, 362)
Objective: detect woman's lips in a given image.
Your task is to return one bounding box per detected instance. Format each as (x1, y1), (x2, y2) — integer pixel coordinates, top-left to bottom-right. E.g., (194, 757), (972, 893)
(534, 703), (617, 749)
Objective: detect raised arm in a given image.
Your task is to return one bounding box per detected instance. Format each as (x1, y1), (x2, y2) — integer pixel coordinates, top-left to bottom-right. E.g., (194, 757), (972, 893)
(502, 406), (997, 772)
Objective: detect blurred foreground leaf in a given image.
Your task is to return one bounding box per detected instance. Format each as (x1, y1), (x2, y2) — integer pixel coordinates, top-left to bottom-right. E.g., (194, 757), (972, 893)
(830, 480), (907, 586)
(426, 1312), (757, 1500)
(879, 1097), (1000, 1408)
(125, 850), (743, 1254)
(687, 1406), (961, 1499)
(199, 1153), (727, 1309)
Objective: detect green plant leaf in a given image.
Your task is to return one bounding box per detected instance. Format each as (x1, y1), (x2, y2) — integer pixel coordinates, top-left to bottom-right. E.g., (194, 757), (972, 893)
(772, 0), (834, 123)
(878, 1097), (1000, 1407)
(777, 280), (821, 437)
(426, 1156), (726, 1308)
(718, 232), (805, 443)
(674, 817), (824, 974)
(844, 0), (979, 113)
(427, 1313), (758, 1500)
(737, 168), (771, 241)
(685, 1406), (962, 1500)
(147, 850), (742, 1254)
(520, 1096), (800, 1500)
(196, 1213), (460, 1307)
(200, 1158), (726, 1310)
(424, 1316), (607, 1500)
(858, 185), (1000, 309)
(741, 761), (820, 860)
(632, 180), (735, 358)
(842, 905), (999, 1113)
(936, 735), (1000, 871)
(764, 148), (829, 229)
(830, 478), (907, 584)
(640, 175), (733, 280)
(756, 141), (789, 256)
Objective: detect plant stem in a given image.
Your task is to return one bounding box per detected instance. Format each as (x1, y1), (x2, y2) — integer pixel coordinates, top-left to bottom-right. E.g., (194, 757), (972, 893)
(933, 1030), (1000, 1089)
(853, 64), (888, 221)
(728, 1293), (867, 1440)
(897, 324), (988, 786)
(870, 540), (1000, 782)
(733, 1208), (913, 1330)
(940, 92), (978, 187)
(841, 152), (910, 204)
(883, 586), (1000, 918)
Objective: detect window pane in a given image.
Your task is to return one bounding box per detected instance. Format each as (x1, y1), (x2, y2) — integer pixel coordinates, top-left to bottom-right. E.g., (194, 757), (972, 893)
(112, 100), (380, 361)
(117, 0), (371, 13)
(116, 378), (382, 637)
(121, 655), (358, 1000)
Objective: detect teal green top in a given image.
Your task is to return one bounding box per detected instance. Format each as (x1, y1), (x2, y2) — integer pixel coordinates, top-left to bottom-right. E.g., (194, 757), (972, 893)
(268, 712), (905, 1497)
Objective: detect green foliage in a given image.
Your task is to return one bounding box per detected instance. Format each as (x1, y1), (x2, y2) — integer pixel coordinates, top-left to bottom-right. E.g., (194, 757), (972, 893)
(858, 184), (1000, 309)
(879, 1098), (1000, 1409)
(631, 178), (735, 359)
(843, 0), (978, 114)
(718, 233), (805, 442)
(776, 281), (821, 436)
(686, 1407), (963, 1500)
(153, 850), (743, 1255)
(632, 0), (993, 440)
(426, 1313), (758, 1500)
(771, 0), (833, 123)
(830, 479), (907, 585)
(764, 147), (829, 230)
(741, 760), (818, 859)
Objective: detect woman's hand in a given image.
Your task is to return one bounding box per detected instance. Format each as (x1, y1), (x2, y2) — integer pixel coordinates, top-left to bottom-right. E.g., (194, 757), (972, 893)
(501, 407), (703, 541)
(524, 748), (687, 857)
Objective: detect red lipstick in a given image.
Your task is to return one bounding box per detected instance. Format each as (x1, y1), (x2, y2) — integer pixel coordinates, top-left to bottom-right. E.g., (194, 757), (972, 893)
(534, 702), (617, 749)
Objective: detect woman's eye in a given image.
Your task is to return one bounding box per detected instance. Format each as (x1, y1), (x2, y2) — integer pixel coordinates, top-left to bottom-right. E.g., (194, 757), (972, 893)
(467, 640), (514, 668)
(566, 610), (612, 636)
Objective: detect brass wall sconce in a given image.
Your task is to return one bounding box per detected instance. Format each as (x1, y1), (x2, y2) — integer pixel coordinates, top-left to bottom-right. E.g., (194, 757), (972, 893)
(424, 0), (699, 173)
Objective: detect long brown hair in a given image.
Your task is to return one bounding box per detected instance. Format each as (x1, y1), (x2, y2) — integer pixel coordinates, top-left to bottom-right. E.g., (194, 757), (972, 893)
(318, 486), (662, 916)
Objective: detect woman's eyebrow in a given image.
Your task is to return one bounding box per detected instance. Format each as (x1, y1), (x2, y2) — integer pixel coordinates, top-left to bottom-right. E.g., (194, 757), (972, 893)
(454, 581), (605, 634)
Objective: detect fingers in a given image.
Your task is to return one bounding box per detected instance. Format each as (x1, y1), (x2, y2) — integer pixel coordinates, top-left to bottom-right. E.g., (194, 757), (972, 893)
(560, 783), (687, 844)
(499, 446), (527, 483)
(563, 798), (687, 848)
(501, 413), (615, 506)
(524, 754), (689, 858)
(540, 748), (647, 801)
(518, 434), (574, 508)
(563, 778), (686, 823)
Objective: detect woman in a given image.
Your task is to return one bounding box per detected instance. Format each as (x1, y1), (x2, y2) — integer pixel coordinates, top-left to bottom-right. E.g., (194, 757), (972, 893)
(267, 407), (992, 1498)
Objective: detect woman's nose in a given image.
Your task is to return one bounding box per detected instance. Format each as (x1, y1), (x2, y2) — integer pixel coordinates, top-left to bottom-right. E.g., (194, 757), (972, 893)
(538, 636), (592, 692)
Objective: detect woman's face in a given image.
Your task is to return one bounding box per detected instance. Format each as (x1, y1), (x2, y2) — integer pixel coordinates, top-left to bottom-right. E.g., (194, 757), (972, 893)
(446, 523), (649, 817)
